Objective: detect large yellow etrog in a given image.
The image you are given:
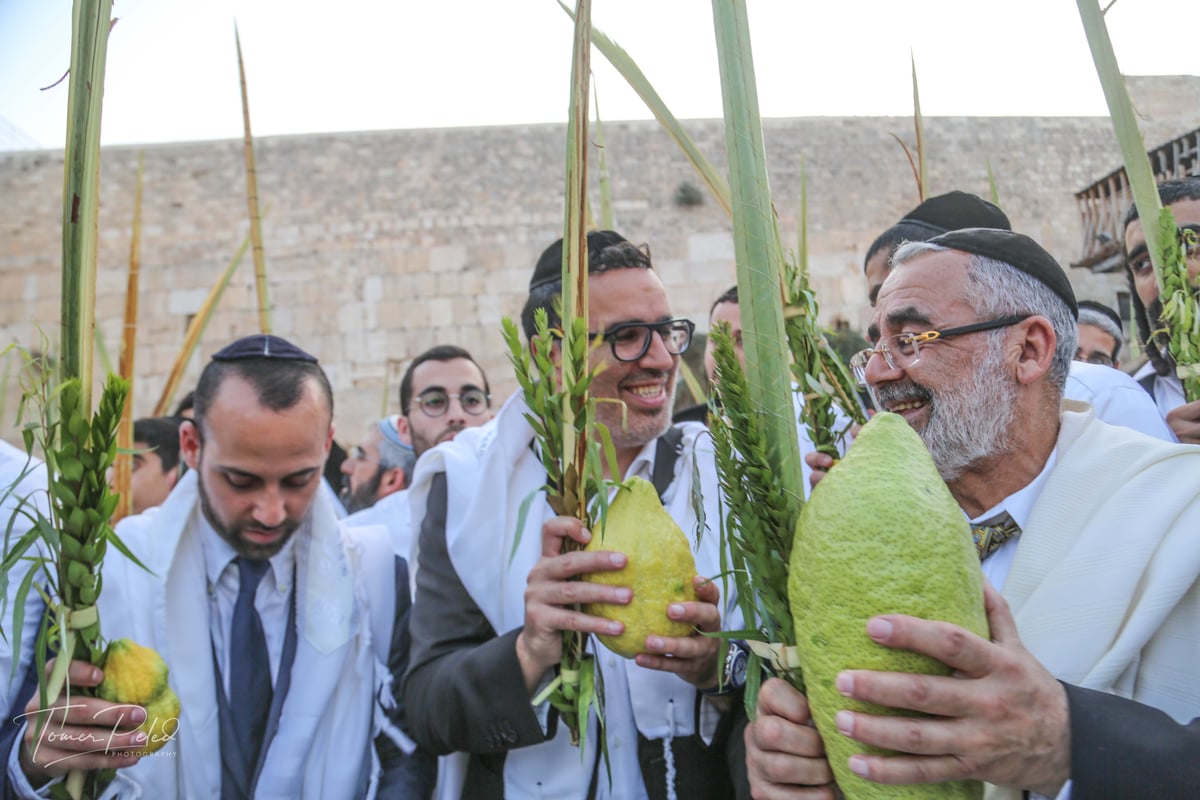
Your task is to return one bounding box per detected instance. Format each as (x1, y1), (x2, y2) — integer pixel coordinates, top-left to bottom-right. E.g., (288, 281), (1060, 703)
(583, 476), (697, 658)
(98, 638), (181, 754)
(788, 412), (988, 799)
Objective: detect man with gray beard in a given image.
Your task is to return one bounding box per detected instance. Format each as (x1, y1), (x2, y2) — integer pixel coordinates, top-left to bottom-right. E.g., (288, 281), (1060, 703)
(745, 229), (1200, 799)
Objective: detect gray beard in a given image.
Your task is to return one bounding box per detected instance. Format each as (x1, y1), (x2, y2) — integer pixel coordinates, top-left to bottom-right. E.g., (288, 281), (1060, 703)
(919, 339), (1017, 481)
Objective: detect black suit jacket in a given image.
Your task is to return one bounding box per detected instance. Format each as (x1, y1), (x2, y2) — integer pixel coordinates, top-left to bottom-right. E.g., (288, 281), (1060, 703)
(402, 473), (742, 800)
(1065, 682), (1200, 799)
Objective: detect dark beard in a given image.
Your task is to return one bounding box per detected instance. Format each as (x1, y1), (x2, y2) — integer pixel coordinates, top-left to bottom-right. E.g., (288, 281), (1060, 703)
(197, 472), (300, 560)
(341, 467), (384, 514)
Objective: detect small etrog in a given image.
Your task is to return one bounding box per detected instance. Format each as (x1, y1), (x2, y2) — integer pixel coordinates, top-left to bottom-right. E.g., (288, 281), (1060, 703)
(583, 476), (697, 658)
(788, 412), (988, 799)
(98, 638), (182, 754)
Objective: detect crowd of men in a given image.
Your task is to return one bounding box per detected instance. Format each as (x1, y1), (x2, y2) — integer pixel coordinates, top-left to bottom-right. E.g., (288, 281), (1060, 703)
(0, 178), (1197, 799)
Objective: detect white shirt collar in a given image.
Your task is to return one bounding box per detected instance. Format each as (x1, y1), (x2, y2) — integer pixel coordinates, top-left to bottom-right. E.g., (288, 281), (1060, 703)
(968, 447), (1058, 530)
(624, 436), (660, 481)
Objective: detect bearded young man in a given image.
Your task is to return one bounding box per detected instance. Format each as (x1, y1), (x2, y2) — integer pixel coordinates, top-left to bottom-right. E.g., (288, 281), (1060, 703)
(395, 345), (493, 458)
(340, 416), (416, 515)
(3, 335), (422, 799)
(1123, 176), (1200, 444)
(403, 231), (742, 800)
(746, 230), (1200, 800)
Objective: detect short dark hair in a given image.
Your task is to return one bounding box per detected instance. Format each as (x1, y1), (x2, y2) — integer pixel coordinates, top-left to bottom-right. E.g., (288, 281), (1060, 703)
(133, 416), (183, 472)
(1122, 177), (1200, 376)
(399, 345), (491, 415)
(173, 390), (195, 417)
(520, 230), (654, 341)
(709, 285), (739, 318)
(192, 356), (333, 438)
(1122, 177), (1200, 231)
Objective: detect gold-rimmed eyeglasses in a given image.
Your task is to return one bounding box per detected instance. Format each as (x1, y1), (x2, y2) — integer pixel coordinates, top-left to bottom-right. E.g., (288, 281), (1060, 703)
(849, 314), (1031, 381)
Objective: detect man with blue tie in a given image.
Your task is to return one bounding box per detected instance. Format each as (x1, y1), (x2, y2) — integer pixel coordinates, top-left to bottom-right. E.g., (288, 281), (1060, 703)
(4, 335), (418, 798)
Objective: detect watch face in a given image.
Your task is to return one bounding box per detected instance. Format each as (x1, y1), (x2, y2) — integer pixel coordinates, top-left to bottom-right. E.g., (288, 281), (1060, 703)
(728, 645), (749, 689)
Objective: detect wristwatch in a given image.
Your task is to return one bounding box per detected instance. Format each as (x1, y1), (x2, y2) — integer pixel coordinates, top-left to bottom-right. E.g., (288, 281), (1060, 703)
(702, 640), (749, 696)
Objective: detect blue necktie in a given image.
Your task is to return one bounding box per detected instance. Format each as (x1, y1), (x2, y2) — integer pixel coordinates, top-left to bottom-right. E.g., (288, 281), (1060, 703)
(230, 557), (273, 769)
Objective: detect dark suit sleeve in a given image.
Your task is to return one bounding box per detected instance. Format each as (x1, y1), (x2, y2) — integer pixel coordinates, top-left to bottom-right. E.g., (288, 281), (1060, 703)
(375, 555), (437, 799)
(1064, 682), (1200, 799)
(401, 473), (548, 757)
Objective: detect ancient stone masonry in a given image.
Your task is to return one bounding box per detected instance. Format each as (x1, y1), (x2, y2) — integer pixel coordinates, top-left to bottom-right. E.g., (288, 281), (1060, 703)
(2, 76), (1196, 443)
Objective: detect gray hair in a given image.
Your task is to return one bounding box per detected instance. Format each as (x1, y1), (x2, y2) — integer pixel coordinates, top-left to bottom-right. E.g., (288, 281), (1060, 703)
(1076, 306), (1124, 359)
(376, 416), (416, 484)
(891, 241), (1076, 394)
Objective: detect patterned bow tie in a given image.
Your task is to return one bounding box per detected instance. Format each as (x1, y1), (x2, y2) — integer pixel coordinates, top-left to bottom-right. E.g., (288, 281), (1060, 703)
(971, 512), (1021, 561)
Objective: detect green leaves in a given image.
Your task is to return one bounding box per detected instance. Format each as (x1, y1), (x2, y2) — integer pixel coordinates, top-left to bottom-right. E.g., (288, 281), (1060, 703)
(1076, 0), (1199, 402)
(708, 324), (803, 712)
(1155, 216), (1200, 401)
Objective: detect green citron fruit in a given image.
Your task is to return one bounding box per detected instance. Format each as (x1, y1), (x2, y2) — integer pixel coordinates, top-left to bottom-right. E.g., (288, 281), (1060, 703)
(98, 638), (182, 754)
(583, 476), (697, 658)
(788, 412), (988, 799)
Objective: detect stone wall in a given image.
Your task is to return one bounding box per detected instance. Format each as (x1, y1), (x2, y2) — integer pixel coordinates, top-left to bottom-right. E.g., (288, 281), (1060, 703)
(2, 76), (1196, 444)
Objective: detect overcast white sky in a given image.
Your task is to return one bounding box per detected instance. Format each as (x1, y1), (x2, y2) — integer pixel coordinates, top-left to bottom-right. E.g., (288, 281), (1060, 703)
(0, 0), (1195, 151)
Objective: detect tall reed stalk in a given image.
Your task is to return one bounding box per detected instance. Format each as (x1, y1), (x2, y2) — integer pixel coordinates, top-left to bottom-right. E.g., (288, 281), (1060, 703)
(112, 153), (144, 523)
(1077, 0), (1199, 401)
(235, 24), (271, 334)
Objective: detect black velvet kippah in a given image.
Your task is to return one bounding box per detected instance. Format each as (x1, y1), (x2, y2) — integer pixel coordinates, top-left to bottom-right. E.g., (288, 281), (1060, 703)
(529, 230), (630, 290)
(211, 334), (318, 363)
(929, 228), (1078, 317)
(899, 191), (1012, 235)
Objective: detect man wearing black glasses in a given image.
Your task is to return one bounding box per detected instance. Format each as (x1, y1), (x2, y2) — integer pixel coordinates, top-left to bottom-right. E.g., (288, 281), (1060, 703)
(747, 228), (1200, 800)
(395, 344), (493, 458)
(403, 231), (739, 800)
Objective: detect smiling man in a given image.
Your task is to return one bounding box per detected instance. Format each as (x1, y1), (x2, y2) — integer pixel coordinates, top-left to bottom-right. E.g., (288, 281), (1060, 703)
(746, 229), (1200, 799)
(403, 231), (740, 799)
(5, 335), (420, 799)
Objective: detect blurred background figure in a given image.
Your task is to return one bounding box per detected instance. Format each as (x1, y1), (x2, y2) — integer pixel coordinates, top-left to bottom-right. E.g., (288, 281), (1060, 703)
(1075, 299), (1124, 368)
(340, 415), (415, 515)
(128, 416), (183, 515)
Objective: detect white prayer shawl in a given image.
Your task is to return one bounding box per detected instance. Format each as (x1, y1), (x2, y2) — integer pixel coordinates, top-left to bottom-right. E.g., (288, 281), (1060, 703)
(409, 392), (731, 800)
(1065, 360), (1175, 441)
(985, 401), (1200, 800)
(345, 488), (415, 575)
(0, 442), (47, 717)
(88, 470), (392, 799)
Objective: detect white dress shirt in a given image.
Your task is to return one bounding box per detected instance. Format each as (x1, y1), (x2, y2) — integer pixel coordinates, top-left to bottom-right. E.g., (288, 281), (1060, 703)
(199, 514), (295, 694)
(968, 449), (1070, 800)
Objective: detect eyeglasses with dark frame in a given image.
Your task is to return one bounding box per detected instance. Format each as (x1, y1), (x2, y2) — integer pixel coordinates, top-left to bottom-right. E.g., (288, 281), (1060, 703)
(414, 387), (490, 417)
(588, 319), (695, 363)
(849, 314), (1032, 379)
